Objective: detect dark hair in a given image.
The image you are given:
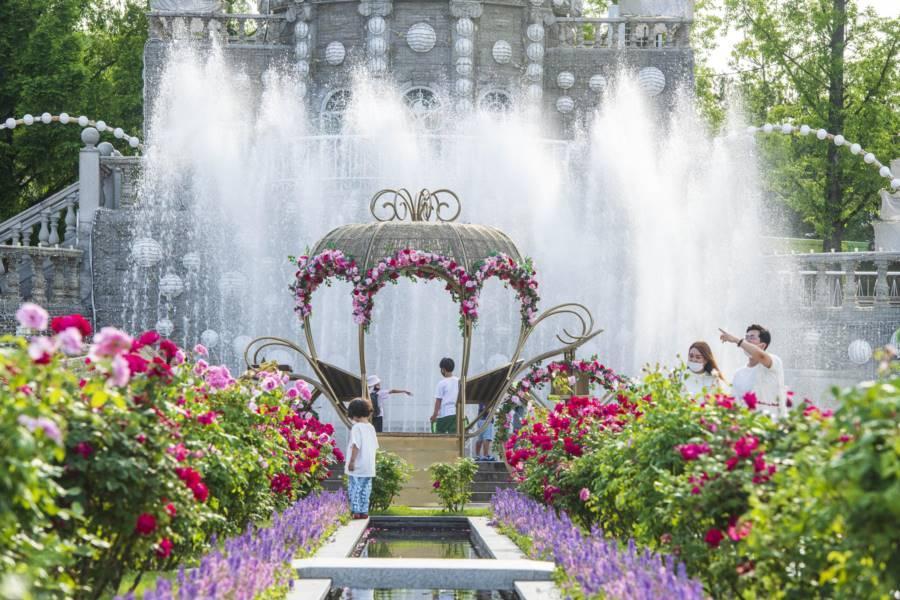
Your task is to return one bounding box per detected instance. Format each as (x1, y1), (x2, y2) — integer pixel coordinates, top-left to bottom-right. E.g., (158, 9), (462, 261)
(348, 398), (372, 419)
(439, 357), (455, 372)
(689, 341), (725, 381)
(746, 324), (771, 348)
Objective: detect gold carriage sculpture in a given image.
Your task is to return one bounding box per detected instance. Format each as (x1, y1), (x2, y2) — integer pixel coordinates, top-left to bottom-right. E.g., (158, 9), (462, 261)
(244, 189), (602, 503)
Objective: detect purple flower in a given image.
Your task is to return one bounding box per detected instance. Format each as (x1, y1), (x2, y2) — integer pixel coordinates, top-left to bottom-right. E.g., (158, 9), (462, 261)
(16, 302), (49, 330)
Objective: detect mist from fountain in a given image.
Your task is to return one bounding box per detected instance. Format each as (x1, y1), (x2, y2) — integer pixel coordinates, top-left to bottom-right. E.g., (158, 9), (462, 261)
(127, 41), (772, 435)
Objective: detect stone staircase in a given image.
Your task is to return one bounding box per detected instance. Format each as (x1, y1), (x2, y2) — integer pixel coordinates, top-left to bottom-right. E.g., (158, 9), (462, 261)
(321, 460), (516, 504)
(470, 461), (516, 504)
(322, 462), (345, 492)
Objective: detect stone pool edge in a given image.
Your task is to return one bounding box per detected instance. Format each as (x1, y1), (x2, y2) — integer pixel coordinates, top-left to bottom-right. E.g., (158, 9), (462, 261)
(288, 515), (562, 599)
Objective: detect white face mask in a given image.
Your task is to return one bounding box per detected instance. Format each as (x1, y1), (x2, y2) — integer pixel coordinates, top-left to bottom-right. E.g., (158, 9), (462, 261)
(688, 361), (706, 374)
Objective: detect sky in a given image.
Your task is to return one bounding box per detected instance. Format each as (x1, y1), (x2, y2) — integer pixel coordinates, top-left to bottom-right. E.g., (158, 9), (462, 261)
(707, 0), (900, 72)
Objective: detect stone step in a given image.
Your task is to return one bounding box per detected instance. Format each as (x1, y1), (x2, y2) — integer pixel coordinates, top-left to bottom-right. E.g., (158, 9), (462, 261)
(472, 481), (517, 494)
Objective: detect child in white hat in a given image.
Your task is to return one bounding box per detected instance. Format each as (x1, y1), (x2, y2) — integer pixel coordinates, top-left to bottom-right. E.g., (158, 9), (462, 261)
(366, 374), (412, 432)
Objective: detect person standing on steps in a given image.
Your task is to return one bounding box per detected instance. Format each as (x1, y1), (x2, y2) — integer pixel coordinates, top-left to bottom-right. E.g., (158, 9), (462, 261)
(366, 374), (412, 433)
(430, 357), (459, 434)
(346, 398), (378, 520)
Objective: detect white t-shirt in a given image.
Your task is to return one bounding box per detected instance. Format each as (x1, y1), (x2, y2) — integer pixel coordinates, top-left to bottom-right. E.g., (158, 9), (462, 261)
(732, 353), (786, 419)
(684, 371), (725, 397)
(435, 376), (460, 418)
(345, 421), (378, 478)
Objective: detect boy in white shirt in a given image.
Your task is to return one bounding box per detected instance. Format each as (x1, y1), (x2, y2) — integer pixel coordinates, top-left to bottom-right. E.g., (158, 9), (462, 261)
(346, 398), (379, 519)
(430, 357), (460, 434)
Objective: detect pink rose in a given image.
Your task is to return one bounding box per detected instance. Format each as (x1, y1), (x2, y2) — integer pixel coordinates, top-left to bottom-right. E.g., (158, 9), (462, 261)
(111, 354), (131, 387)
(16, 302), (49, 330)
(57, 327), (83, 355)
(28, 336), (58, 364)
(579, 488), (590, 502)
(91, 327), (133, 358)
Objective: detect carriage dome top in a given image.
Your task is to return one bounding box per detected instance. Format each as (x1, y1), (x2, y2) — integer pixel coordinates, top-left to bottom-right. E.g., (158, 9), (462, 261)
(311, 189), (522, 273)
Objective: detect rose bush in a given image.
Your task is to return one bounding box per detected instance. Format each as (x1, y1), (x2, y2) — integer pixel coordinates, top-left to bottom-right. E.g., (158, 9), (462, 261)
(507, 363), (898, 598)
(0, 304), (341, 599)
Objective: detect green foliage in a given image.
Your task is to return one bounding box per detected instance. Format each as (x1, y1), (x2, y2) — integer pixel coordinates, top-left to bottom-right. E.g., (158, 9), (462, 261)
(428, 458), (478, 512)
(0, 0), (148, 221)
(369, 450), (413, 512)
(745, 380), (900, 598)
(0, 339), (79, 597)
(720, 0), (900, 246)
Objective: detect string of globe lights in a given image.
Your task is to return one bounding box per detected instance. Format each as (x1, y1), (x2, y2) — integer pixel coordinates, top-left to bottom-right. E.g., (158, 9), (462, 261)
(1, 113), (143, 152)
(743, 122), (899, 190)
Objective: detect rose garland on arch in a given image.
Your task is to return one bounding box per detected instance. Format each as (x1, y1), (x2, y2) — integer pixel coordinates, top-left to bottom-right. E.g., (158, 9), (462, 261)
(289, 249), (362, 321)
(351, 248), (474, 328)
(472, 254), (540, 327)
(291, 247), (542, 331)
(492, 358), (627, 455)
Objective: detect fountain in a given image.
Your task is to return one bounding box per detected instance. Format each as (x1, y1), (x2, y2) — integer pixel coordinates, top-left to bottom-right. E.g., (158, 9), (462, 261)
(1, 0), (896, 425)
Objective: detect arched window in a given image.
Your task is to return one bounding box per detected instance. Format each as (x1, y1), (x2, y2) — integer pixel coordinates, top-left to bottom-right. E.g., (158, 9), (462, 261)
(479, 90), (513, 113)
(403, 87), (442, 131)
(321, 90), (352, 133)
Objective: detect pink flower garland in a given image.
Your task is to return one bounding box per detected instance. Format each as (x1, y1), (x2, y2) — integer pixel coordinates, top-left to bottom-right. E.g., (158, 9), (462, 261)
(290, 249), (361, 320)
(291, 248), (542, 331)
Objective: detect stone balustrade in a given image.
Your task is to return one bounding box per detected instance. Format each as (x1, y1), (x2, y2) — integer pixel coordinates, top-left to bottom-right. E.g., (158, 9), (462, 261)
(0, 183), (80, 248)
(765, 251), (900, 311)
(551, 17), (692, 49)
(149, 12), (288, 44)
(101, 156), (142, 209)
(0, 246), (83, 308)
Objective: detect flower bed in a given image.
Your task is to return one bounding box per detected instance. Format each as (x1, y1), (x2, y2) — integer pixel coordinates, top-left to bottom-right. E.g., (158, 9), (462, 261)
(505, 366), (900, 598)
(120, 490), (348, 600)
(493, 358), (626, 454)
(491, 489), (704, 600)
(1, 303), (343, 598)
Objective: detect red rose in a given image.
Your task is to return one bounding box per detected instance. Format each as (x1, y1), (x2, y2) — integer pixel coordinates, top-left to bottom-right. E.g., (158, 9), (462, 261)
(742, 392), (758, 410)
(74, 441), (94, 459)
(432, 481), (441, 489)
(190, 482), (209, 502)
(159, 339), (178, 360)
(135, 513), (157, 535)
(133, 330), (161, 350)
(124, 353), (149, 374)
(50, 314), (92, 337)
(156, 537), (174, 558)
(164, 502), (177, 517)
(704, 528), (724, 548)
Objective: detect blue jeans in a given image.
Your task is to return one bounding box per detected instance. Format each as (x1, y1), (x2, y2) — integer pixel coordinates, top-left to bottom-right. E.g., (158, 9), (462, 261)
(348, 475), (373, 515)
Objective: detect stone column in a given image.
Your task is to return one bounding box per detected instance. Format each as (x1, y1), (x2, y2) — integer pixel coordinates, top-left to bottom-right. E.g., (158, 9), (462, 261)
(77, 127), (101, 309)
(450, 1), (482, 112)
(360, 0), (392, 77)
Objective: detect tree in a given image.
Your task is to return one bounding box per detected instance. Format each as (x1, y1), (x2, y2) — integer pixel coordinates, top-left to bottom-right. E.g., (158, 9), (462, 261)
(722, 0), (899, 249)
(0, 1), (147, 222)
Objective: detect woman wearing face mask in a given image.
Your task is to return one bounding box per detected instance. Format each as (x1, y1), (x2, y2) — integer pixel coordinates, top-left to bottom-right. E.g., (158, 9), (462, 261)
(683, 341), (727, 396)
